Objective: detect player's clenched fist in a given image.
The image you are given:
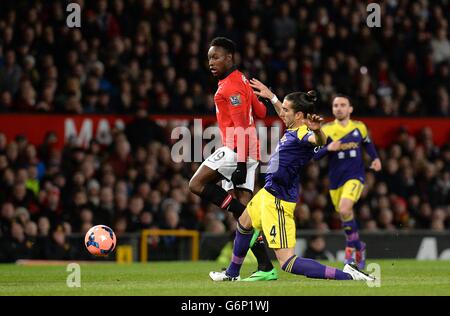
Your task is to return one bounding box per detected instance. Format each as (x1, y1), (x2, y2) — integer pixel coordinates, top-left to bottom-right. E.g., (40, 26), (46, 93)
(305, 114), (324, 131)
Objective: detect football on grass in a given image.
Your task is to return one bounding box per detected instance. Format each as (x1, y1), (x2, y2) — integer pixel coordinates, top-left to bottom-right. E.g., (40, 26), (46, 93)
(85, 225), (117, 256)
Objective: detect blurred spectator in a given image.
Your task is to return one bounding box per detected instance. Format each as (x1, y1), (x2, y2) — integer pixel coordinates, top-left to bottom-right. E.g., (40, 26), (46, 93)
(0, 202), (15, 237)
(125, 109), (165, 150)
(42, 225), (74, 260)
(0, 50), (22, 95)
(205, 219), (226, 234)
(126, 195), (144, 232)
(303, 235), (334, 261)
(431, 28), (450, 64)
(0, 222), (32, 262)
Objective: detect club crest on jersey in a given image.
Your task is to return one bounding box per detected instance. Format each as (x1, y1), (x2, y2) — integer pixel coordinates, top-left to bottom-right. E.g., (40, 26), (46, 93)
(229, 94), (241, 106)
(352, 130), (359, 137)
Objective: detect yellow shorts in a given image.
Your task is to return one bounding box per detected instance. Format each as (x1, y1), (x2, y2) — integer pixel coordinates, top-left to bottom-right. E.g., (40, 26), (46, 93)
(247, 188), (297, 249)
(329, 179), (364, 212)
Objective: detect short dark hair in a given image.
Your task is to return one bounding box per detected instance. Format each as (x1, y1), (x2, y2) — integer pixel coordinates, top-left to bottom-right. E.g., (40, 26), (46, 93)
(210, 37), (236, 55)
(332, 93), (353, 106)
(285, 90), (317, 115)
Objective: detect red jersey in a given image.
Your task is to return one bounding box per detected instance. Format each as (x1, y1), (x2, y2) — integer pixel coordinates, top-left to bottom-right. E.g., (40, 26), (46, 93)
(214, 68), (267, 161)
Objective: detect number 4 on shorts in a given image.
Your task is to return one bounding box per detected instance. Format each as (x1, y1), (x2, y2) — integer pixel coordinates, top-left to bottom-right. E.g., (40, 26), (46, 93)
(270, 225), (276, 243)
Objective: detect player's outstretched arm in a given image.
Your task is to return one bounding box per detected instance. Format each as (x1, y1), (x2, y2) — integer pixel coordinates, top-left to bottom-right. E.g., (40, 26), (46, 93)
(360, 123), (382, 171)
(313, 140), (341, 160)
(305, 114), (326, 146)
(249, 78), (283, 117)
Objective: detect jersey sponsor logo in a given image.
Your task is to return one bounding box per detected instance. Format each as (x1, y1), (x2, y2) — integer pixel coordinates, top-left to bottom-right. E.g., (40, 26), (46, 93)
(339, 142), (359, 150)
(229, 94), (241, 106)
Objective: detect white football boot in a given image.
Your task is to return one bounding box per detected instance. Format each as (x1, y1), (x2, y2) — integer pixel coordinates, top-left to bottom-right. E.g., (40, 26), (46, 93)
(209, 270), (240, 281)
(343, 263), (375, 281)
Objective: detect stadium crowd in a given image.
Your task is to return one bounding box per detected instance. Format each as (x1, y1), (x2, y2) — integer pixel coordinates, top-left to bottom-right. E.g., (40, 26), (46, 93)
(0, 117), (449, 261)
(0, 0), (449, 261)
(0, 0), (449, 116)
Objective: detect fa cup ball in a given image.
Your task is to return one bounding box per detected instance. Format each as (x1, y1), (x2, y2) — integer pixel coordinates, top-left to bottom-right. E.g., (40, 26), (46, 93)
(85, 225), (117, 256)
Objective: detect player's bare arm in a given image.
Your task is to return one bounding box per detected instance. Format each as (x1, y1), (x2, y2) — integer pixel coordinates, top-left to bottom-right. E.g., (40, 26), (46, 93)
(305, 114), (326, 146)
(249, 78), (282, 117)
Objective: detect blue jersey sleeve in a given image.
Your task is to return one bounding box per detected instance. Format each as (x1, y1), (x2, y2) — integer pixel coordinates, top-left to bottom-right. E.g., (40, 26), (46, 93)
(363, 137), (379, 160)
(313, 145), (328, 160)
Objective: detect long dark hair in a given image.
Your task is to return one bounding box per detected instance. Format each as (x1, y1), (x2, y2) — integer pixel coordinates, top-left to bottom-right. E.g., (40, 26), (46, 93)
(285, 90), (317, 115)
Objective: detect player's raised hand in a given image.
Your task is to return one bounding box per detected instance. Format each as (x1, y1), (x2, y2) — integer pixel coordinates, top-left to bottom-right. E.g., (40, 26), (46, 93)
(305, 114), (324, 131)
(327, 140), (341, 151)
(370, 158), (382, 171)
(249, 78), (274, 99)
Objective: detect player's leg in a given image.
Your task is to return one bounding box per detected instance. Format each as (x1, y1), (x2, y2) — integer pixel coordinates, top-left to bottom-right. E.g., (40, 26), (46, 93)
(261, 196), (356, 281)
(189, 148), (247, 217)
(224, 209), (254, 278)
(336, 180), (365, 268)
(233, 188), (276, 279)
(330, 186), (353, 263)
(209, 204), (257, 281)
(275, 248), (350, 280)
(210, 189), (266, 281)
(233, 189), (267, 251)
(224, 158), (277, 280)
(275, 248), (373, 281)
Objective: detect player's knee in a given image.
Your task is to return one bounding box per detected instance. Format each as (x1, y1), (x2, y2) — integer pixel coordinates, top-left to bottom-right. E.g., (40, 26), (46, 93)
(237, 220), (253, 234)
(188, 177), (203, 195)
(236, 193), (251, 206)
(339, 202), (353, 217)
(339, 208), (353, 221)
(237, 211), (252, 229)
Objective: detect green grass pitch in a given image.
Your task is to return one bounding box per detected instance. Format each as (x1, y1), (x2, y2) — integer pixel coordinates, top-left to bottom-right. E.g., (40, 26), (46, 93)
(1, 260), (449, 296)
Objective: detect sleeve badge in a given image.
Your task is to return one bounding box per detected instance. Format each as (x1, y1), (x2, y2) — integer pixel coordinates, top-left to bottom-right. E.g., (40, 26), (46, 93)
(229, 94), (241, 106)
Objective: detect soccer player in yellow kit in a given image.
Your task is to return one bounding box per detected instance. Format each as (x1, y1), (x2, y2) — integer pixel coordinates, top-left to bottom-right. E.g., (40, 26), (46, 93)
(210, 82), (374, 282)
(314, 95), (381, 269)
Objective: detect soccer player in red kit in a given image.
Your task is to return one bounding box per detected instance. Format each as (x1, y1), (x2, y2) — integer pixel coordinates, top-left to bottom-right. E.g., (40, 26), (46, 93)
(189, 37), (277, 281)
